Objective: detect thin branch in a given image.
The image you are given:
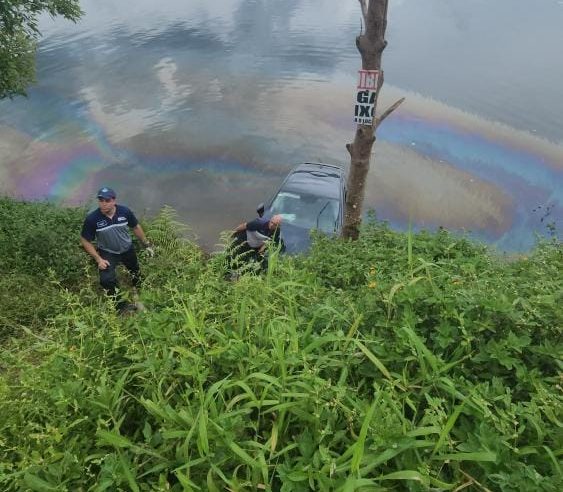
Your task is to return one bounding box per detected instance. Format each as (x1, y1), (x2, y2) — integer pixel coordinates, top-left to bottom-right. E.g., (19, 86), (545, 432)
(459, 470), (494, 492)
(375, 97), (405, 129)
(452, 479), (474, 492)
(369, 71), (385, 129)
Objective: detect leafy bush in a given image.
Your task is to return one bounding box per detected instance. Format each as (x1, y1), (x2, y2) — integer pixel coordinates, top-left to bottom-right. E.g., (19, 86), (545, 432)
(0, 198), (89, 285)
(0, 199), (561, 491)
(0, 273), (67, 342)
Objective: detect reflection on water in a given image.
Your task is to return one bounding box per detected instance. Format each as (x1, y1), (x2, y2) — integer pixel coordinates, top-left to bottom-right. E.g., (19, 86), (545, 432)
(0, 0), (562, 251)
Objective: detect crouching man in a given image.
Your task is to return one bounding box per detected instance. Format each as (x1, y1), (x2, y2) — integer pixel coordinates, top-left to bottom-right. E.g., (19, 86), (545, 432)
(230, 214), (283, 271)
(80, 187), (153, 313)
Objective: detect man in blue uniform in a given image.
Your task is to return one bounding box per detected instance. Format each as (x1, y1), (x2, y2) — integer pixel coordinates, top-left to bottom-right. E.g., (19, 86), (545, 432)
(80, 187), (153, 312)
(228, 214), (283, 274)
(234, 214), (283, 254)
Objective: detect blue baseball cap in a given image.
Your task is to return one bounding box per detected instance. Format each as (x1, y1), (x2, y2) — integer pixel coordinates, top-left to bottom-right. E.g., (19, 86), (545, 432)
(97, 187), (116, 199)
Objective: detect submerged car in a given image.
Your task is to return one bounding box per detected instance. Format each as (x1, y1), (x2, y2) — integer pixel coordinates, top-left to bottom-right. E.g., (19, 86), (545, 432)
(260, 162), (347, 254)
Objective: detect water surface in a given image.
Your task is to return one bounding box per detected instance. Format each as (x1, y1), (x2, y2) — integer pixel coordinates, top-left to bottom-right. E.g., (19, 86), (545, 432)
(1, 0), (562, 250)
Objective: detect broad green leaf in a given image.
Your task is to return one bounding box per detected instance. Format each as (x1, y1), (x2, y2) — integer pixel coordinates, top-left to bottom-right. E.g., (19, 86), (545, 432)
(355, 440), (435, 475)
(176, 470), (201, 491)
(206, 469), (221, 492)
(432, 451), (497, 462)
(340, 476), (383, 492)
(119, 454), (140, 492)
(344, 314), (363, 348)
(247, 371), (283, 387)
(376, 470), (428, 484)
(401, 324), (438, 374)
(355, 340), (392, 380)
(406, 426), (440, 437)
(197, 407), (209, 456)
(228, 441), (258, 468)
(543, 445), (562, 475)
(287, 470), (309, 481)
(303, 334), (343, 353)
(96, 429), (133, 449)
(23, 473), (57, 492)
(351, 398), (378, 473)
(429, 476), (456, 490)
(432, 402), (465, 456)
(270, 420), (279, 453)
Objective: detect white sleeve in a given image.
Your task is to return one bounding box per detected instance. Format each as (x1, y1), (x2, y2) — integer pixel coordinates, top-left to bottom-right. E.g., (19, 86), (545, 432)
(246, 230), (270, 248)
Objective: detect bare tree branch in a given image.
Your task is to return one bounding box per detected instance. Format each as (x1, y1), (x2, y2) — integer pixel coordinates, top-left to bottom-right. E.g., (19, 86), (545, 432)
(370, 70), (385, 130)
(375, 97), (405, 129)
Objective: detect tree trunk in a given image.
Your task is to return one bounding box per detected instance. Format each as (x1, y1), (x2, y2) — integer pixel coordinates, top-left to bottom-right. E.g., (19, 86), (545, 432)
(343, 0), (390, 240)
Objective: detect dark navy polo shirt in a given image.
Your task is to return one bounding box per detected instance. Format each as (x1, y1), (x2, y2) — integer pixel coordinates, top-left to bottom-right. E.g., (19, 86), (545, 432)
(246, 217), (280, 243)
(81, 205), (138, 254)
(246, 217), (271, 236)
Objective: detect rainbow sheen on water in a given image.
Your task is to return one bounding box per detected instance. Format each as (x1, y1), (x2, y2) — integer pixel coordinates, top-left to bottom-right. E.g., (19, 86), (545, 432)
(1, 0), (562, 251)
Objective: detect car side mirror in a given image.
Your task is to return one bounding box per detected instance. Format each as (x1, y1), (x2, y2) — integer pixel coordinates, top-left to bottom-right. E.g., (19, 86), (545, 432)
(256, 203), (265, 217)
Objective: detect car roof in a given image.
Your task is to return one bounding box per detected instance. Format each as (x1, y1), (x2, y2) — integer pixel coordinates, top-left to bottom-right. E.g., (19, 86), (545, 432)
(280, 162), (345, 200)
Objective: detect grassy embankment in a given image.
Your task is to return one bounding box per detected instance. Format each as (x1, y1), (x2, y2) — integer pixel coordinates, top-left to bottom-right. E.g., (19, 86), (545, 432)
(0, 196), (561, 491)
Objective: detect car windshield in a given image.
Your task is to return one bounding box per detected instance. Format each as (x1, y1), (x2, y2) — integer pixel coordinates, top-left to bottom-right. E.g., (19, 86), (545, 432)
(269, 191), (340, 234)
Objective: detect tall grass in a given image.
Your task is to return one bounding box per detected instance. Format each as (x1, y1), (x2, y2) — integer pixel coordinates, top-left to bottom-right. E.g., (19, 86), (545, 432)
(0, 198), (561, 491)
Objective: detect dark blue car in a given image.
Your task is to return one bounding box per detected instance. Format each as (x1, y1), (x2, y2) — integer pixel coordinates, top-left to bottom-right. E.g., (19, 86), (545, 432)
(262, 162), (347, 254)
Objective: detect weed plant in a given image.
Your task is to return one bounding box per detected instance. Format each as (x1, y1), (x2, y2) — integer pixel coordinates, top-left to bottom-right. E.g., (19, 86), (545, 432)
(0, 198), (89, 285)
(0, 198), (561, 491)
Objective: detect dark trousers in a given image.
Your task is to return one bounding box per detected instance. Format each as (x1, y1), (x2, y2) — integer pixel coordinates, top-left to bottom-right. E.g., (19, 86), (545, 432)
(98, 247), (141, 307)
(227, 231), (265, 271)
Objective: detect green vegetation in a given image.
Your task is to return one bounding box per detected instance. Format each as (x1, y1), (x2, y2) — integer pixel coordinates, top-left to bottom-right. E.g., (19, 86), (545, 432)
(0, 198), (561, 491)
(1, 0), (82, 98)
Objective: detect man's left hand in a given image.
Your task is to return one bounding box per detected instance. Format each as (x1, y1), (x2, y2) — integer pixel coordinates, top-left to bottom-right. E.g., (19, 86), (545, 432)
(143, 242), (155, 257)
